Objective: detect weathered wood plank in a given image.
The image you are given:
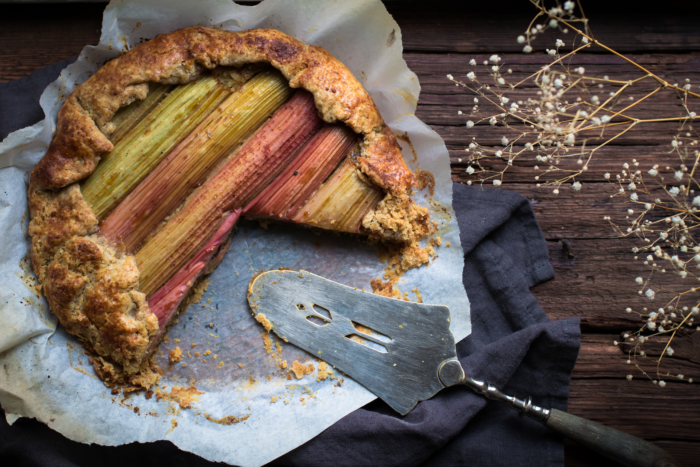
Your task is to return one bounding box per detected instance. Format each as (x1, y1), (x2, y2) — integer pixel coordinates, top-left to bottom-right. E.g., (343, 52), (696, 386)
(564, 439), (700, 467)
(534, 237), (695, 329)
(0, 4), (103, 83)
(567, 378), (699, 439)
(433, 122), (688, 148)
(387, 1), (700, 54)
(573, 334), (699, 381)
(406, 53), (700, 95)
(453, 183), (669, 239)
(447, 147), (687, 183)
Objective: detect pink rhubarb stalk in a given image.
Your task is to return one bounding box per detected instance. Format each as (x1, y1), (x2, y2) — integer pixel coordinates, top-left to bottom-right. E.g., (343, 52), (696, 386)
(148, 209), (241, 329)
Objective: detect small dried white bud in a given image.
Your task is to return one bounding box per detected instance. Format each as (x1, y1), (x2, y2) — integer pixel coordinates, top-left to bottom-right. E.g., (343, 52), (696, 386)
(493, 179), (502, 186)
(466, 166), (475, 175)
(523, 45), (533, 53)
(466, 121), (474, 128)
(469, 59), (477, 66)
(517, 35), (526, 44)
(645, 288), (656, 300)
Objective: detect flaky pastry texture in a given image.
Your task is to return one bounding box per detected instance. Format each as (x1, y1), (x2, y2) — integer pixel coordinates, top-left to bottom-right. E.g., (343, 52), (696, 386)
(28, 27), (423, 379)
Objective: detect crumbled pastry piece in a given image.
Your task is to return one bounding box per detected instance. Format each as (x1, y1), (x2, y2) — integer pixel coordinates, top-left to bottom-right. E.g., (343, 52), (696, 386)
(362, 193), (430, 244)
(291, 360), (315, 379)
(255, 313), (272, 331)
(169, 347), (182, 364)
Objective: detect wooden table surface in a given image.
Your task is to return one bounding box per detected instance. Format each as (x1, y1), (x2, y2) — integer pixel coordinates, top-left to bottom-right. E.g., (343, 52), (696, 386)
(1, 1), (699, 465)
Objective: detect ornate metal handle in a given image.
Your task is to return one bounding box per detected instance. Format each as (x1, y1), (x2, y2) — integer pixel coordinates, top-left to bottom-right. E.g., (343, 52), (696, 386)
(438, 360), (680, 467)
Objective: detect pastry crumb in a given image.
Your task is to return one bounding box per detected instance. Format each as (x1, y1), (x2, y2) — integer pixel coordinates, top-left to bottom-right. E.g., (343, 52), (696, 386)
(316, 361), (335, 382)
(169, 347), (182, 364)
(255, 313), (272, 331)
(291, 360), (315, 379)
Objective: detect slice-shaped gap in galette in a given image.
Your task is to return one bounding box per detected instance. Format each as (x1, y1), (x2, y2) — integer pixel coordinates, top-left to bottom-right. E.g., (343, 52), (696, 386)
(27, 28), (433, 389)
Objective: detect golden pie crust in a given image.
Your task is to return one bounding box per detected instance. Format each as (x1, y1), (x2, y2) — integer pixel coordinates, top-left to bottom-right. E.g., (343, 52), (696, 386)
(27, 27), (424, 382)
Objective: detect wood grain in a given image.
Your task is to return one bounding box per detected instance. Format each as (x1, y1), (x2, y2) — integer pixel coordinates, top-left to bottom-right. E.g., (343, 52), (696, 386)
(1, 1), (698, 465)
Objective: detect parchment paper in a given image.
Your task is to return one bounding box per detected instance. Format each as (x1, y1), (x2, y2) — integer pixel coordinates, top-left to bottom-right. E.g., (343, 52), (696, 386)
(0, 1), (470, 465)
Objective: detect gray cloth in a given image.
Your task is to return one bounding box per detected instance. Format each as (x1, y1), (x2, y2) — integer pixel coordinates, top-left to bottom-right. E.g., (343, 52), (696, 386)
(0, 62), (580, 466)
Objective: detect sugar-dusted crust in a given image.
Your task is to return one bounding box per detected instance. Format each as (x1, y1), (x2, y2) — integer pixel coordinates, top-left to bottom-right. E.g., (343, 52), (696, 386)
(28, 27), (422, 379)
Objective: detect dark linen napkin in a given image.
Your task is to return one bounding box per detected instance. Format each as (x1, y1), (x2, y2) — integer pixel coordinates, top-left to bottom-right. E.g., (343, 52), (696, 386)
(0, 63), (581, 467)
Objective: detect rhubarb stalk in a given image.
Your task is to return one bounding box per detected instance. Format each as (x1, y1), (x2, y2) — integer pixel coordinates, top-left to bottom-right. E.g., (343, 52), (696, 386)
(82, 75), (232, 218)
(244, 124), (357, 220)
(136, 90), (323, 296)
(148, 209), (241, 329)
(100, 69), (293, 250)
(108, 82), (172, 145)
(291, 151), (384, 233)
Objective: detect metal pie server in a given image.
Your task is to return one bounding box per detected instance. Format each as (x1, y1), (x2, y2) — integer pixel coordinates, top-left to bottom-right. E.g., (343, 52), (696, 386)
(248, 270), (679, 467)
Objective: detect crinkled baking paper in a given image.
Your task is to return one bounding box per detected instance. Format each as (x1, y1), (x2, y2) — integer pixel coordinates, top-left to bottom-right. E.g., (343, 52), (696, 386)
(0, 1), (470, 465)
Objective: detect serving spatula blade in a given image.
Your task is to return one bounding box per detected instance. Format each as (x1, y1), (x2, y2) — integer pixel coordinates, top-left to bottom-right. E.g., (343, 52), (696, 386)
(248, 269), (458, 415)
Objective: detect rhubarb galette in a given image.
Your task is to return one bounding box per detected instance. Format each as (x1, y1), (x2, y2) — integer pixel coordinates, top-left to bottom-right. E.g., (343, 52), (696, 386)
(28, 27), (431, 386)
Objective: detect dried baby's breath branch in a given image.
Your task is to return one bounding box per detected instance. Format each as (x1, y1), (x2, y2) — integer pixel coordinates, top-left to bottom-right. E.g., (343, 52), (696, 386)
(451, 0), (699, 384)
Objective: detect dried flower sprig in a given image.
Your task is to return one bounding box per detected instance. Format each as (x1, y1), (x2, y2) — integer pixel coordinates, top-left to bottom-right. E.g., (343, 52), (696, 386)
(451, 0), (698, 384)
